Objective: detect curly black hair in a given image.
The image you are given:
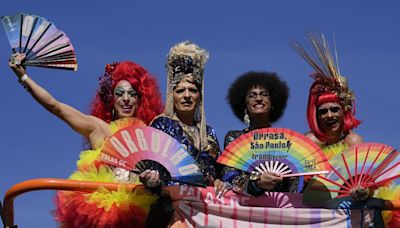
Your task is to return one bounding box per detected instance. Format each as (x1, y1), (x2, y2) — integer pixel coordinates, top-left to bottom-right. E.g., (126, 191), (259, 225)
(227, 71), (289, 124)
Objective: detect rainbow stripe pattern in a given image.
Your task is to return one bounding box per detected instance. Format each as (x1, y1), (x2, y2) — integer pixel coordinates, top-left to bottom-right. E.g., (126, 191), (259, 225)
(308, 143), (400, 199)
(218, 128), (329, 191)
(101, 125), (203, 184)
(1, 13), (77, 71)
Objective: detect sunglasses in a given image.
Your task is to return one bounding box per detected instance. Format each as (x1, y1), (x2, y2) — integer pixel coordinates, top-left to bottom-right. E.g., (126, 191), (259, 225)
(317, 106), (341, 115)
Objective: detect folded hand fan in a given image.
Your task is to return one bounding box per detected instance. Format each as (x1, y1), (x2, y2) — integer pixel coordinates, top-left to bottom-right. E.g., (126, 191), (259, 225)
(306, 143), (400, 201)
(1, 12), (77, 70)
(100, 125), (204, 186)
(217, 128), (329, 192)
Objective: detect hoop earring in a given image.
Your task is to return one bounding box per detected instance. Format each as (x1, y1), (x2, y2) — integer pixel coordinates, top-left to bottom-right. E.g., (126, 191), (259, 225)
(244, 109), (250, 127)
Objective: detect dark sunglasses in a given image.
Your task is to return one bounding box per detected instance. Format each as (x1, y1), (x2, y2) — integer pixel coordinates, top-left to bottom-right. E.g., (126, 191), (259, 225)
(317, 106), (341, 115)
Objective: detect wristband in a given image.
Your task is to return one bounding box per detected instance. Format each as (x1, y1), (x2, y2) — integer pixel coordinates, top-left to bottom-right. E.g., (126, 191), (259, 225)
(19, 74), (28, 82)
(18, 74), (30, 91)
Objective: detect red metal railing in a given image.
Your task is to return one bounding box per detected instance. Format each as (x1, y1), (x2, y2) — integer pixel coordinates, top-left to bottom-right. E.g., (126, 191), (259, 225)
(2, 178), (399, 227)
(2, 178), (141, 228)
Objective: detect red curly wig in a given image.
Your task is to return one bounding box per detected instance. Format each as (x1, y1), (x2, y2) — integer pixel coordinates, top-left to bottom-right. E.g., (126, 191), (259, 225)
(307, 83), (361, 142)
(90, 61), (163, 125)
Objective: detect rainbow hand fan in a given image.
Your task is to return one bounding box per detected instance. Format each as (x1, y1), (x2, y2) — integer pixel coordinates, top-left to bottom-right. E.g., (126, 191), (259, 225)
(2, 13), (77, 71)
(306, 143), (400, 201)
(100, 125), (204, 186)
(217, 128), (329, 191)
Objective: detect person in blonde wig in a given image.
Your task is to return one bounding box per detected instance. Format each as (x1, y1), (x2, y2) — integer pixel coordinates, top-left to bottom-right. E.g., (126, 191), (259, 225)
(163, 40), (210, 152)
(140, 41), (221, 227)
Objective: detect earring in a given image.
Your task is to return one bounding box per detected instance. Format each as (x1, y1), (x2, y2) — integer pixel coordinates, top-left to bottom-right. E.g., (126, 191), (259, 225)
(244, 109), (250, 127)
(112, 109), (115, 120)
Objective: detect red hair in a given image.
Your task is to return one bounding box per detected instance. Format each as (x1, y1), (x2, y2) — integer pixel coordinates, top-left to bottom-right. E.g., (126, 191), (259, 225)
(307, 85), (361, 142)
(90, 61), (163, 125)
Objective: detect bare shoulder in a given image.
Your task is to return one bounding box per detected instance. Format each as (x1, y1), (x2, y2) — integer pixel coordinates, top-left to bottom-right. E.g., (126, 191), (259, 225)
(305, 132), (322, 145)
(88, 115), (109, 133)
(345, 131), (363, 147)
(87, 115), (111, 149)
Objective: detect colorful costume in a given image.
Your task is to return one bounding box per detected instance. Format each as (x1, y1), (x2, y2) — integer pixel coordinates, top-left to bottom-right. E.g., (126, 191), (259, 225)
(375, 184), (400, 227)
(53, 60), (163, 228)
(221, 129), (298, 195)
(146, 41), (221, 186)
(151, 116), (220, 186)
(295, 33), (398, 227)
(220, 71), (292, 196)
(53, 118), (157, 228)
(144, 41), (220, 227)
(320, 139), (348, 160)
(293, 33), (361, 144)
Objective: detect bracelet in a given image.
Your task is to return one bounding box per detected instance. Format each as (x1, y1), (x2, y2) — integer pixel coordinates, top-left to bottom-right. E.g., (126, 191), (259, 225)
(19, 74), (28, 82)
(18, 74), (30, 92)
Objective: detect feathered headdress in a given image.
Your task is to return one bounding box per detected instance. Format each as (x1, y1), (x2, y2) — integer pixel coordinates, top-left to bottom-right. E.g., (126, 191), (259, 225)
(294, 33), (361, 141)
(293, 33), (355, 111)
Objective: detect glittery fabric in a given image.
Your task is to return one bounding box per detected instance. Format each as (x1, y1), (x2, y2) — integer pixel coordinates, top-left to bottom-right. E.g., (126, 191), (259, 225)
(221, 129), (299, 196)
(321, 140), (348, 160)
(150, 116), (221, 186)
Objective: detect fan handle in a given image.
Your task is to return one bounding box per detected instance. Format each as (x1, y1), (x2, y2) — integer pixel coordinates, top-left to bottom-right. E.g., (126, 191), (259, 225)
(131, 169), (206, 187)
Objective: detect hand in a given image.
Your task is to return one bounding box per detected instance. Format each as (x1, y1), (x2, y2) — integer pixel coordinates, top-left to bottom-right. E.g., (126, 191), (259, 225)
(139, 169), (161, 188)
(214, 179), (230, 197)
(255, 172), (283, 191)
(9, 53), (26, 77)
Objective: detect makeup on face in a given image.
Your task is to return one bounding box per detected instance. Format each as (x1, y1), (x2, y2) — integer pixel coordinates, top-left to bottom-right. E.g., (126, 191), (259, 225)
(317, 106), (341, 115)
(113, 80), (139, 119)
(245, 86), (271, 115)
(114, 87), (138, 98)
(174, 86), (199, 96)
(173, 77), (200, 115)
(317, 102), (344, 134)
(246, 90), (270, 101)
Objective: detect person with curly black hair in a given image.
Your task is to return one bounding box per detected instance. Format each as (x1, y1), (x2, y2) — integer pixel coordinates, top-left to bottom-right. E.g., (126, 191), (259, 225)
(218, 71), (298, 196)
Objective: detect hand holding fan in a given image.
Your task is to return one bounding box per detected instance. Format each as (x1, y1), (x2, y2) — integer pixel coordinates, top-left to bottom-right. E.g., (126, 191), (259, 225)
(306, 143), (400, 201)
(100, 125), (204, 186)
(217, 128), (329, 192)
(2, 13), (77, 71)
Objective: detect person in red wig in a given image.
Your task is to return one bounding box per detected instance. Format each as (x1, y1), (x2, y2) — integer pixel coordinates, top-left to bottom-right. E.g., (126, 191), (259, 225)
(9, 53), (163, 228)
(305, 73), (363, 157)
(295, 34), (400, 227)
(293, 34), (363, 158)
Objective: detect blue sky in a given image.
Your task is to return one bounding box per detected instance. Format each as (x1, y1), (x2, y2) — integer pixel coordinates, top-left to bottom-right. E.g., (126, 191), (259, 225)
(1, 1), (399, 227)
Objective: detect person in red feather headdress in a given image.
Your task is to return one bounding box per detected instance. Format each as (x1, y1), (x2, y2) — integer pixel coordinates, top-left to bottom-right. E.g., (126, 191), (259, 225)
(305, 73), (363, 154)
(295, 33), (400, 228)
(292, 34), (363, 158)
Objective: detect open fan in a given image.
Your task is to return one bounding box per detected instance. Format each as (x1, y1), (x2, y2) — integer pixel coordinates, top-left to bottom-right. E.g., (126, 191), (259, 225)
(1, 13), (77, 70)
(100, 125), (204, 186)
(306, 143), (400, 201)
(217, 128), (329, 191)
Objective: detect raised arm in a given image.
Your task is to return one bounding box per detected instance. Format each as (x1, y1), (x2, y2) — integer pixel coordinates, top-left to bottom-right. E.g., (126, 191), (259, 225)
(9, 53), (102, 139)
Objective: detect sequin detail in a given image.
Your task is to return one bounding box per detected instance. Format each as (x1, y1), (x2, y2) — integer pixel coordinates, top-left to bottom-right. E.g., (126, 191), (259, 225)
(150, 116), (221, 186)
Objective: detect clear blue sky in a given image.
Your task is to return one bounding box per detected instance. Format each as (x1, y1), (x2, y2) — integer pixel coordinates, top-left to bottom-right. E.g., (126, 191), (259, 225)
(1, 1), (399, 227)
